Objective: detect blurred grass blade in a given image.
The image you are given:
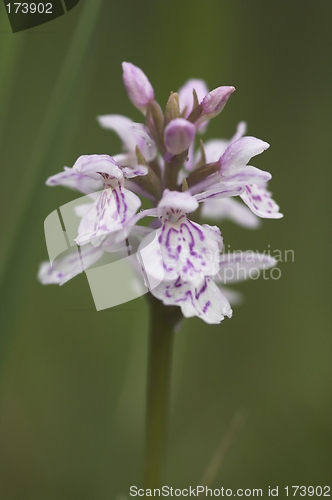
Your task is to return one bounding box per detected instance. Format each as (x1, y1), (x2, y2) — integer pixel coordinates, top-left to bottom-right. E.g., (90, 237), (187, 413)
(199, 409), (247, 492)
(0, 0), (105, 286)
(0, 14), (25, 146)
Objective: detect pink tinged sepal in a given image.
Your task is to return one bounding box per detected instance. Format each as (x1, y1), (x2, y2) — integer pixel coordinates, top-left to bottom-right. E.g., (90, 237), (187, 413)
(219, 136), (270, 178)
(201, 197), (261, 229)
(241, 184), (283, 219)
(178, 78), (209, 133)
(164, 118), (196, 156)
(202, 122), (247, 164)
(216, 252), (277, 284)
(122, 62), (154, 114)
(196, 86), (235, 126)
(46, 167), (103, 195)
(73, 154), (123, 183)
(37, 245), (104, 286)
(74, 154), (147, 185)
(193, 184), (245, 202)
(75, 185), (142, 247)
(151, 276), (233, 324)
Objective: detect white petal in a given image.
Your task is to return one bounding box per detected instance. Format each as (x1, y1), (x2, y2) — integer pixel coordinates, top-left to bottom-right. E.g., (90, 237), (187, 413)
(221, 165), (271, 184)
(97, 115), (137, 151)
(216, 252), (277, 284)
(158, 189), (198, 214)
(219, 286), (244, 306)
(201, 197), (261, 228)
(240, 184), (283, 219)
(203, 139), (229, 162)
(229, 121), (247, 143)
(130, 123), (157, 161)
(220, 136), (270, 175)
(194, 184), (244, 202)
(74, 203), (93, 218)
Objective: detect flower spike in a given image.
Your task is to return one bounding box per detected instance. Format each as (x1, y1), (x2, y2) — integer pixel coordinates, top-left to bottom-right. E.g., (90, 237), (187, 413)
(39, 62), (283, 324)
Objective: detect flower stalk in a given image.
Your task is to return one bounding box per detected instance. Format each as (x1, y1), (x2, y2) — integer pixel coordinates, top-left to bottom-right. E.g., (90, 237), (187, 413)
(144, 296), (181, 490)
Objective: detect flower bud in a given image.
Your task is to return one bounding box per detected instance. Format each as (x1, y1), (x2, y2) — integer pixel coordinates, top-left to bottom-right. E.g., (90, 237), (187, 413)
(122, 62), (154, 114)
(196, 86), (235, 125)
(164, 118), (196, 155)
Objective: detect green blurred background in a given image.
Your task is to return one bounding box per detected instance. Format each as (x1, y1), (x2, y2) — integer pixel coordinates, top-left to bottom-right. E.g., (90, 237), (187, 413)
(0, 1), (331, 498)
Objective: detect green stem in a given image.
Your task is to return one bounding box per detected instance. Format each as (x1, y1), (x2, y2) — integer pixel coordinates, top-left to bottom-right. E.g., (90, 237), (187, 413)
(144, 297), (181, 491)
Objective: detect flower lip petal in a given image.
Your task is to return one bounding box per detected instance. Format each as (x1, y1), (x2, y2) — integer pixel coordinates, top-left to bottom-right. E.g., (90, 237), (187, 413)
(122, 62), (154, 113)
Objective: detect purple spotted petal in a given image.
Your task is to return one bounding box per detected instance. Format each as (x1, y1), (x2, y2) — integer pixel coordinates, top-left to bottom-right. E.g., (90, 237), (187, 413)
(217, 252), (277, 284)
(139, 217), (222, 285)
(75, 185), (141, 247)
(151, 276), (232, 324)
(121, 165), (148, 178)
(240, 184), (283, 219)
(38, 245), (103, 286)
(122, 62), (154, 113)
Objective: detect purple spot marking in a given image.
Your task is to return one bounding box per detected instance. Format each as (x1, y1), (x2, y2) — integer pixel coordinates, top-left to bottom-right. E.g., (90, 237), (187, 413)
(203, 301), (211, 313)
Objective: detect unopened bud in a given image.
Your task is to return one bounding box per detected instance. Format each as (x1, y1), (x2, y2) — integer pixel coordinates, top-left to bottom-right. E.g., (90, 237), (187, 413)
(122, 62), (154, 114)
(164, 118), (196, 155)
(196, 86), (235, 125)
